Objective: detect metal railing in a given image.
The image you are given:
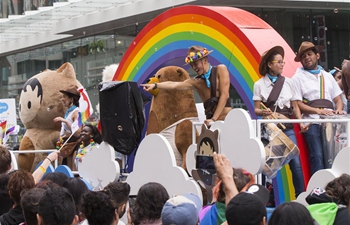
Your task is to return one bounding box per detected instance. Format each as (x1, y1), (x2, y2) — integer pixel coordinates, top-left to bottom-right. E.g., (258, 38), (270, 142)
(11, 149), (60, 171)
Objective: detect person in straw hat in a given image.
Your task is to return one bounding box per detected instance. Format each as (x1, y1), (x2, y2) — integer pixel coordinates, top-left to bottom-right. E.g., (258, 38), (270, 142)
(253, 46), (304, 197)
(291, 41), (344, 175)
(141, 45), (232, 127)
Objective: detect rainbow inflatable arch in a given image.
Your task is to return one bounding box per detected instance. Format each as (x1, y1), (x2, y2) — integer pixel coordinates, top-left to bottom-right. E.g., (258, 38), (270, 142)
(112, 5), (309, 205)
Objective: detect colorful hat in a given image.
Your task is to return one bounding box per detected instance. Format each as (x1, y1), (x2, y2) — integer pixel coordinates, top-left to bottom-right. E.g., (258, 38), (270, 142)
(259, 46), (284, 76)
(294, 41), (317, 62)
(184, 46), (213, 65)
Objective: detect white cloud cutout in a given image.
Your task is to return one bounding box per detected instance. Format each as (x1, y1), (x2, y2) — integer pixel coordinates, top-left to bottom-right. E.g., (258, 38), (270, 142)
(219, 109), (265, 174)
(126, 134), (202, 202)
(296, 146), (350, 205)
(187, 109), (265, 175)
(78, 142), (120, 190)
(186, 144), (197, 176)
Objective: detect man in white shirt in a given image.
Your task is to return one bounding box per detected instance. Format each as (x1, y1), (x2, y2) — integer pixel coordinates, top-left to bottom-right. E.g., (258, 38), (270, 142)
(292, 41), (344, 175)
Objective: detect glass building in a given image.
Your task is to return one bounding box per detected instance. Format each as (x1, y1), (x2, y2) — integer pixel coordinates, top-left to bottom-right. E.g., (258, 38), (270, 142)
(0, 0), (349, 121)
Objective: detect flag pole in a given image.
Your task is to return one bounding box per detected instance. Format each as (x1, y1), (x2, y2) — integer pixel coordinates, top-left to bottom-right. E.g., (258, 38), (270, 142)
(58, 132), (75, 152)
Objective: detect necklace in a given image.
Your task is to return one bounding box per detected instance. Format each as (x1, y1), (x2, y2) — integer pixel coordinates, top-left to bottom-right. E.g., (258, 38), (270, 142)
(75, 139), (96, 162)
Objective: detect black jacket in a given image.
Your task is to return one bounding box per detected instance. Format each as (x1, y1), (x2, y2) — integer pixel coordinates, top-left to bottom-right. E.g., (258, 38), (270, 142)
(0, 205), (24, 225)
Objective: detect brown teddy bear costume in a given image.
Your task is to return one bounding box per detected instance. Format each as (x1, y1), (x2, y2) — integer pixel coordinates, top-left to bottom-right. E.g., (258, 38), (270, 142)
(18, 62), (81, 172)
(146, 66), (198, 171)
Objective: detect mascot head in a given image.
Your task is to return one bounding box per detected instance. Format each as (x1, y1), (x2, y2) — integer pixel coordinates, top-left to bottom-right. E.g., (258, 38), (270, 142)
(19, 62), (81, 129)
(146, 66), (190, 97)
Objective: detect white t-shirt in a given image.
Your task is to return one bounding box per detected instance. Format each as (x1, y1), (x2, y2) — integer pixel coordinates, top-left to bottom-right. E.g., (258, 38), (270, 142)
(118, 220), (126, 225)
(253, 75), (296, 110)
(60, 107), (79, 136)
(291, 68), (342, 119)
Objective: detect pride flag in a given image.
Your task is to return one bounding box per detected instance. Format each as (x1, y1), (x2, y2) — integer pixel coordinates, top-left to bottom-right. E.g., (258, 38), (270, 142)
(2, 125), (17, 145)
(77, 86), (93, 126)
(5, 126), (16, 136)
(0, 120), (7, 144)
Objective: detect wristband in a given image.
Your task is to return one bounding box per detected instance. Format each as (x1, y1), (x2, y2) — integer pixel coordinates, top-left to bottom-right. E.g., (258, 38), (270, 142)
(39, 166), (46, 173)
(152, 83), (158, 90)
(46, 157), (52, 163)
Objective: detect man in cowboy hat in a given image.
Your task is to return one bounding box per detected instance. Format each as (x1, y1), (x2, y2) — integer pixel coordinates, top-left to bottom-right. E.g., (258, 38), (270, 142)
(141, 45), (232, 127)
(292, 41), (344, 174)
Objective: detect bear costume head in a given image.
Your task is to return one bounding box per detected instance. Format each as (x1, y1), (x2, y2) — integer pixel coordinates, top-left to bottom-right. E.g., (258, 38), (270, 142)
(18, 62), (81, 171)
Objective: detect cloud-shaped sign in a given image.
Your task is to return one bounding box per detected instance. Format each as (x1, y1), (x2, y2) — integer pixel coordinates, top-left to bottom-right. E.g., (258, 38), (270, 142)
(0, 102), (9, 114)
(220, 109), (265, 174)
(78, 142), (120, 190)
(126, 134), (202, 202)
(296, 146), (350, 205)
(186, 109), (265, 176)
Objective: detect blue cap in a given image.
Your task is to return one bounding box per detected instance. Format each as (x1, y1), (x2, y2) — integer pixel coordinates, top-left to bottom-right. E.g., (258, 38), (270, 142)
(329, 69), (337, 76)
(161, 193), (201, 225)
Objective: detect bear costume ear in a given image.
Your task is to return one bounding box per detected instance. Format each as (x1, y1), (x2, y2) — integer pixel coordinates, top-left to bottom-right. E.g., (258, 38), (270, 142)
(57, 62), (76, 79)
(176, 68), (183, 76)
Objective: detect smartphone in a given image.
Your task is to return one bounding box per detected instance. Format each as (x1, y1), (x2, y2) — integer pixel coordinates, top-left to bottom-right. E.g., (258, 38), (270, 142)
(196, 155), (215, 171)
(129, 195), (137, 209)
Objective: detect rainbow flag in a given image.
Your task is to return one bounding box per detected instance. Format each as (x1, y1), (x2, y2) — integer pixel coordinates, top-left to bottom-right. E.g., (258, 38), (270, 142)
(77, 112), (83, 128)
(0, 120), (7, 144)
(2, 125), (17, 145)
(78, 86), (93, 125)
(5, 126), (16, 136)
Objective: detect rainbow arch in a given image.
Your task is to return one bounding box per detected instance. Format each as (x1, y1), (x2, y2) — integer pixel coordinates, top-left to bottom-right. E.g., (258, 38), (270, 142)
(112, 5), (307, 204)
